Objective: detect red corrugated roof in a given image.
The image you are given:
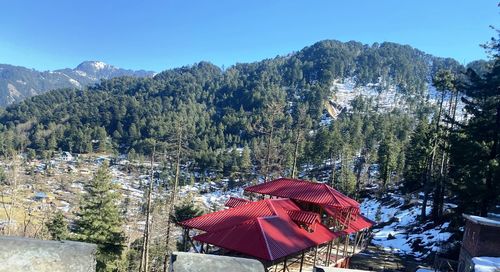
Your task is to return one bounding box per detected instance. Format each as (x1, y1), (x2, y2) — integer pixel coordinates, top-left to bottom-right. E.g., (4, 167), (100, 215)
(224, 197), (250, 208)
(343, 215), (375, 234)
(244, 178), (360, 209)
(179, 198), (300, 232)
(179, 192), (370, 261)
(286, 210), (319, 225)
(193, 213), (339, 261)
(323, 205), (359, 221)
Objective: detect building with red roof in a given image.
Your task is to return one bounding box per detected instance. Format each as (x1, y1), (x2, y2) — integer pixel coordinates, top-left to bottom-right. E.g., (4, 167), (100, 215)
(245, 178), (360, 209)
(224, 196), (250, 208)
(183, 199), (338, 261)
(178, 178), (374, 271)
(245, 178), (365, 231)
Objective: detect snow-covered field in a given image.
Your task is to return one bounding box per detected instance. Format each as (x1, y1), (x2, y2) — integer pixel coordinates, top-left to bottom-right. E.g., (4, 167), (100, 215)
(361, 194), (453, 259)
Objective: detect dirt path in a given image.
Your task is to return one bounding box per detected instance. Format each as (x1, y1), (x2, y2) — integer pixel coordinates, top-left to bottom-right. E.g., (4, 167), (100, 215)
(350, 245), (428, 271)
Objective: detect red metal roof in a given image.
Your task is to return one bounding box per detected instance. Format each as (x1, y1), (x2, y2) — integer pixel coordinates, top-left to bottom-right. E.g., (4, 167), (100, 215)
(193, 213), (339, 261)
(244, 178), (360, 209)
(179, 198), (300, 232)
(343, 215), (375, 234)
(286, 210), (319, 225)
(224, 197), (250, 208)
(179, 193), (370, 262)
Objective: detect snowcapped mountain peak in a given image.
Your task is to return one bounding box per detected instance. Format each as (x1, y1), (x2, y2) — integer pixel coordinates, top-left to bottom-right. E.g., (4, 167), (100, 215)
(91, 61), (107, 70)
(70, 61), (156, 82)
(75, 61), (114, 72)
(0, 61), (155, 106)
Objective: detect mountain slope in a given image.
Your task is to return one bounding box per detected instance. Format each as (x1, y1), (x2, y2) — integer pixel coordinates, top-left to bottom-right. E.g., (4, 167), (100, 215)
(0, 61), (155, 106)
(0, 39), (479, 157)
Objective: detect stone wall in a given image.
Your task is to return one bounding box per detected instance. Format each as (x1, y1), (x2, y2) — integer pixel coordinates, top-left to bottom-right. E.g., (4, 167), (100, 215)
(0, 236), (96, 272)
(169, 252), (265, 272)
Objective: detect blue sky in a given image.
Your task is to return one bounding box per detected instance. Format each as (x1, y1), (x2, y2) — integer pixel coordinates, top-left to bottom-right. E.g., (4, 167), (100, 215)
(0, 0), (498, 72)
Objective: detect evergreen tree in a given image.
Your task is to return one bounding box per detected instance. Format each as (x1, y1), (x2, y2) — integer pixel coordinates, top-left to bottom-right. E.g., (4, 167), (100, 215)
(403, 119), (432, 194)
(74, 162), (125, 271)
(378, 134), (398, 190)
(339, 145), (356, 195)
(171, 202), (203, 224)
(46, 210), (68, 240)
(449, 33), (500, 216)
(239, 145), (252, 176)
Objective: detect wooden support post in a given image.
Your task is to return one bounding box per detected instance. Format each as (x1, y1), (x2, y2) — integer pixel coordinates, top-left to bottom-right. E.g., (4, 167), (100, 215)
(182, 228), (188, 252)
(299, 251), (305, 272)
(325, 241), (330, 266)
(283, 257), (287, 272)
(313, 245), (318, 266)
(324, 242), (328, 266)
(335, 237), (340, 265)
(189, 239), (199, 253)
(353, 232), (359, 254)
(356, 231), (365, 252)
(329, 240), (334, 266)
(343, 235), (349, 257)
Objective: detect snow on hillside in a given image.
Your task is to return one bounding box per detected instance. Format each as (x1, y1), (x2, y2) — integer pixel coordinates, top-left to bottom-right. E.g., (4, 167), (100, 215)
(360, 193), (453, 260)
(179, 182), (244, 210)
(330, 77), (405, 113)
(327, 77), (466, 121)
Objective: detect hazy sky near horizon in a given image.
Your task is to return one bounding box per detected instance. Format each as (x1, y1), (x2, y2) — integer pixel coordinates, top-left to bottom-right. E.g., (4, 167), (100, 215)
(0, 0), (498, 72)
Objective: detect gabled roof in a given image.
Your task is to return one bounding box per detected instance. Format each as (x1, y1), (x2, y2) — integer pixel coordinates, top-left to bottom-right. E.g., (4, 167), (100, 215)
(286, 210), (319, 225)
(343, 215), (375, 234)
(179, 198), (300, 232)
(193, 213), (338, 261)
(225, 197), (250, 208)
(244, 178), (360, 209)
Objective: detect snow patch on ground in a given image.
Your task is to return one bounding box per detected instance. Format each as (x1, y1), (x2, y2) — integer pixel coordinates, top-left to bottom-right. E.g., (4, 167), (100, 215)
(330, 77), (404, 113)
(69, 78), (81, 87)
(360, 194), (453, 259)
(179, 184), (244, 211)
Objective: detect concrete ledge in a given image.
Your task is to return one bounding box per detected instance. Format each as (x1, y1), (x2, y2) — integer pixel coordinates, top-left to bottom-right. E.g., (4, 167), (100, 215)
(0, 236), (97, 272)
(170, 252), (265, 272)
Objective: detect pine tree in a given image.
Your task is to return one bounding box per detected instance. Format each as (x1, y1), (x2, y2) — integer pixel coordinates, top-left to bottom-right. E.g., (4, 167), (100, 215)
(74, 162), (125, 271)
(239, 145), (252, 176)
(449, 33), (500, 216)
(339, 145), (356, 195)
(403, 119), (432, 194)
(431, 69), (456, 222)
(46, 210), (68, 240)
(378, 135), (398, 190)
(95, 127), (109, 152)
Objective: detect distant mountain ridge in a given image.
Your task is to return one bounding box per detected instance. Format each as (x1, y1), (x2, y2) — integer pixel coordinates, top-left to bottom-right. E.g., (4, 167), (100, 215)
(0, 61), (155, 106)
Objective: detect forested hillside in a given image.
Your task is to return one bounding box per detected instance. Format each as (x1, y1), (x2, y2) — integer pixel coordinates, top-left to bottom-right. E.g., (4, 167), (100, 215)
(0, 39), (496, 219)
(0, 61), (154, 106)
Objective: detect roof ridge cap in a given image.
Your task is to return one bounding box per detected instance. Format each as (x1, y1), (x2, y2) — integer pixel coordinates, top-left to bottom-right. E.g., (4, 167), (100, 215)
(257, 217), (274, 260)
(323, 183), (342, 204)
(264, 199), (279, 215)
